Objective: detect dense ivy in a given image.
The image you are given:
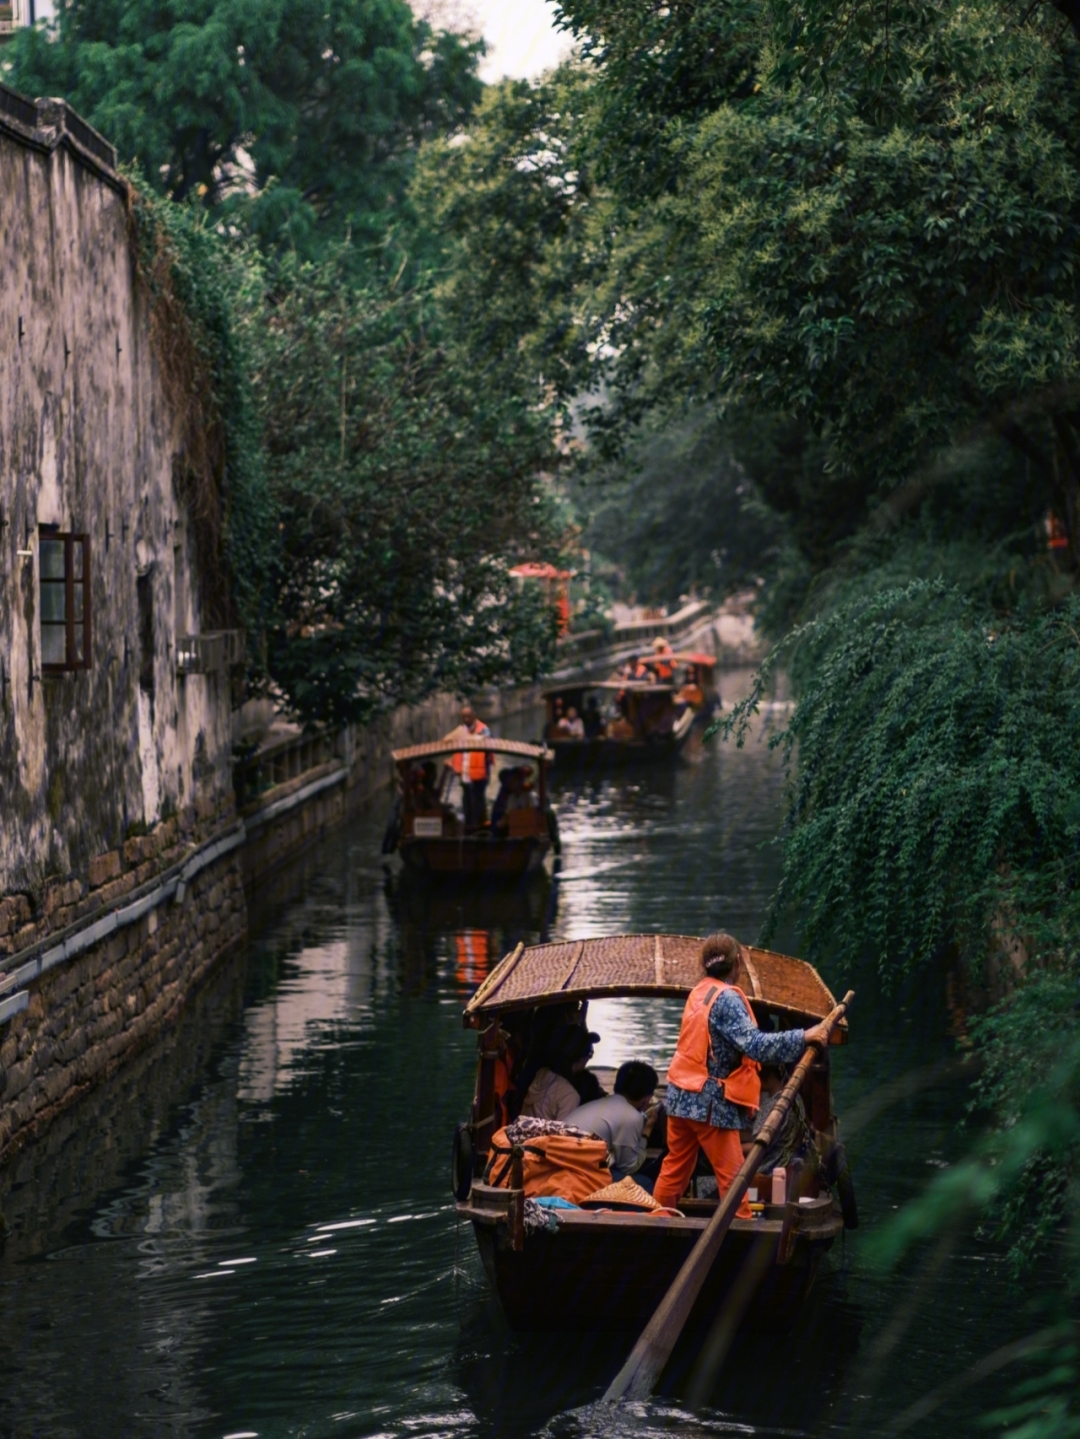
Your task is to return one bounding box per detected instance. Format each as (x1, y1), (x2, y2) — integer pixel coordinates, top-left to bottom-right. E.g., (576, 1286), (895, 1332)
(126, 183), (277, 639)
(723, 582), (1080, 977)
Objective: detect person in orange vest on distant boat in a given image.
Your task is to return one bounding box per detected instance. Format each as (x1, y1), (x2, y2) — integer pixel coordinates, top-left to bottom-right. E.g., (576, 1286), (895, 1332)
(445, 703), (493, 830)
(651, 636), (675, 681)
(652, 932), (830, 1215)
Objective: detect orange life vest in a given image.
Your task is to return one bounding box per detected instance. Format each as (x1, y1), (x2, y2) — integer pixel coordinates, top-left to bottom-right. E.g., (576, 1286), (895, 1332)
(666, 978), (761, 1111)
(484, 1126), (612, 1204)
(493, 1049), (516, 1129)
(451, 723), (491, 782)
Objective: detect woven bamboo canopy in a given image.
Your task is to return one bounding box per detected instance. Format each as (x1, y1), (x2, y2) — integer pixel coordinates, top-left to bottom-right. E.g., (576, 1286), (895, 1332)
(464, 933), (844, 1035)
(392, 737), (552, 765)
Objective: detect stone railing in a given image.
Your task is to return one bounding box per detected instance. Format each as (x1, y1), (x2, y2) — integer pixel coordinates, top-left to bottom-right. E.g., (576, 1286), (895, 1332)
(0, 82), (120, 177)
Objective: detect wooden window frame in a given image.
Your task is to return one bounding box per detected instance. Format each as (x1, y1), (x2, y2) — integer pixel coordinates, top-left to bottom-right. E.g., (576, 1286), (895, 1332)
(39, 527), (92, 674)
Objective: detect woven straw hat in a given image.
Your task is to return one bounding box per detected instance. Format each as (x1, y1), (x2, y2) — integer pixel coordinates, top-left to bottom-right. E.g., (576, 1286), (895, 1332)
(581, 1176), (661, 1211)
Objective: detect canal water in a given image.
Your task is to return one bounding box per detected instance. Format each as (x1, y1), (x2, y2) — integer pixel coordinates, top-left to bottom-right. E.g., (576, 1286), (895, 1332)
(0, 678), (1054, 1439)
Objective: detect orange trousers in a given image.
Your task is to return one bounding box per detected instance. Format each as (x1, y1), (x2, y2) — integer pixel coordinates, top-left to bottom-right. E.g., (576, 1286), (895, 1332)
(653, 1116), (751, 1217)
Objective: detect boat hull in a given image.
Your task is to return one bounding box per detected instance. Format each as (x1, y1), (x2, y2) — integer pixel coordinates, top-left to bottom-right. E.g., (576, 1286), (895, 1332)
(399, 834), (550, 878)
(463, 1204), (838, 1332)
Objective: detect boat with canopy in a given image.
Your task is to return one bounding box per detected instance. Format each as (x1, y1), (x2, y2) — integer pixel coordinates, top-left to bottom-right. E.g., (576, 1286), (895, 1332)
(383, 737), (558, 878)
(543, 653), (720, 767)
(452, 933), (856, 1332)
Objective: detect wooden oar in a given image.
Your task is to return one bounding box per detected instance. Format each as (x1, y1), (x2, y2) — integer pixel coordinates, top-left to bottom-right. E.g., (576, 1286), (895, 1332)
(602, 988), (855, 1403)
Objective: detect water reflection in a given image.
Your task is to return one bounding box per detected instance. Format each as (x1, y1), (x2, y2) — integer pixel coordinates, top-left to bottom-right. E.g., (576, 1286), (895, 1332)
(0, 677), (1057, 1439)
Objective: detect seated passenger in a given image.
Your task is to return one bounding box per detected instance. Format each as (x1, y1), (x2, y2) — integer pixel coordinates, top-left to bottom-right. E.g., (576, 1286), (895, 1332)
(547, 697), (566, 739)
(490, 766), (536, 832)
(411, 760), (440, 810)
(742, 1063), (813, 1173)
(676, 665), (705, 711)
(520, 1027), (598, 1122)
(564, 706), (585, 739)
(566, 1061), (659, 1182)
(510, 766), (536, 809)
(490, 767), (516, 832)
(583, 696), (604, 738)
(571, 1060), (607, 1105)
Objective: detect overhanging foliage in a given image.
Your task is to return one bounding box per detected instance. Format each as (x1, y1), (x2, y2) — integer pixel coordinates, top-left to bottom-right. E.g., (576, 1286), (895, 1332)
(724, 582), (1080, 978)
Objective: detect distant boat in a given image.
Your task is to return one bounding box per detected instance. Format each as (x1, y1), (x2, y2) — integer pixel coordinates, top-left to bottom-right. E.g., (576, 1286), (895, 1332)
(543, 653), (721, 767)
(383, 737), (558, 879)
(452, 933), (857, 1332)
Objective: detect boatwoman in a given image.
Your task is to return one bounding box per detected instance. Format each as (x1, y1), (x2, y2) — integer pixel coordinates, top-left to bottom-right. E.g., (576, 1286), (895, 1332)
(653, 932), (829, 1215)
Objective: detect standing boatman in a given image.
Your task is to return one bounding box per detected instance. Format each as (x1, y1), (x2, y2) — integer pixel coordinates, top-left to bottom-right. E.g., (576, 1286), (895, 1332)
(446, 703), (493, 831)
(653, 932), (830, 1214)
(651, 636), (676, 681)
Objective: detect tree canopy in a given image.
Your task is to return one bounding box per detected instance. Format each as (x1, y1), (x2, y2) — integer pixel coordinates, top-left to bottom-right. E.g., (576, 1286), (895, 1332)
(546, 0), (1080, 575)
(2, 0), (483, 251)
(243, 245), (562, 725)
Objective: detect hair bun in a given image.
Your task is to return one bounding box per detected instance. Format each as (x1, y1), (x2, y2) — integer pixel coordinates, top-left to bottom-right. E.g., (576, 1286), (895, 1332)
(700, 931), (741, 977)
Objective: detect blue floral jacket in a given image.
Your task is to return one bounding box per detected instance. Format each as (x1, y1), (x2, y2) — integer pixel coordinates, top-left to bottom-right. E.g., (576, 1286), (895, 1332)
(665, 988), (806, 1130)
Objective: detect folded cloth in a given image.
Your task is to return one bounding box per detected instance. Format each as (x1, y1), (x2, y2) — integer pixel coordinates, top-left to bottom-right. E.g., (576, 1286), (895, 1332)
(580, 1176), (661, 1211)
(504, 1116), (597, 1143)
(523, 1198), (560, 1234)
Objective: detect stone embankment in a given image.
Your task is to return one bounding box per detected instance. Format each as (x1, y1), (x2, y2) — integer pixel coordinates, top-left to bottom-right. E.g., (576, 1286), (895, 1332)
(0, 797), (245, 1165)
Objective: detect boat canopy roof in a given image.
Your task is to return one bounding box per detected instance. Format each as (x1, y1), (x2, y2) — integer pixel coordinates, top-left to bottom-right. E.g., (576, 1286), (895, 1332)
(392, 737), (552, 765)
(463, 933), (844, 1033)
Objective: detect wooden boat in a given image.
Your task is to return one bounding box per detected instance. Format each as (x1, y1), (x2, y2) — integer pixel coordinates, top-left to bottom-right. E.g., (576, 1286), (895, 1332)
(543, 655), (720, 768)
(384, 738), (557, 878)
(454, 933), (854, 1332)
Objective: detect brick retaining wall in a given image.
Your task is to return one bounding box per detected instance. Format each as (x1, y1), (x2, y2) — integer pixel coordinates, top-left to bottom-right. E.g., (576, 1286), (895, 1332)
(0, 818), (246, 1166)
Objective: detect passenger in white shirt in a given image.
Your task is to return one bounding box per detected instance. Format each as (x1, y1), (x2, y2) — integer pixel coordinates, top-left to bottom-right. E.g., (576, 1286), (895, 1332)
(566, 1061), (659, 1181)
(521, 1026), (598, 1122)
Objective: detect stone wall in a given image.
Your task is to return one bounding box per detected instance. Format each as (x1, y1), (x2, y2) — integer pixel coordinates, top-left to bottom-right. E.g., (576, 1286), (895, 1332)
(0, 924), (247, 1262)
(0, 88), (245, 1168)
(0, 825), (244, 1166)
(0, 86), (235, 900)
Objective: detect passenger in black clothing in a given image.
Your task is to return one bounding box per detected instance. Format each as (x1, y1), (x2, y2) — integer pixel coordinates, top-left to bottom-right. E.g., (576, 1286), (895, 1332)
(583, 696), (604, 738)
(572, 1066), (607, 1104)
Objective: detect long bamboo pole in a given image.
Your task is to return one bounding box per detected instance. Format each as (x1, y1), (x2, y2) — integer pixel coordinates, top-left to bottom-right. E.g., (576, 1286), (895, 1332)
(602, 989), (855, 1403)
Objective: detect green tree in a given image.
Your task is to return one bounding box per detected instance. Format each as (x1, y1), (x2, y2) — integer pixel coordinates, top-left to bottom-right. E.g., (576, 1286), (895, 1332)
(242, 248), (562, 725)
(553, 0), (1080, 571)
(412, 71), (605, 419)
(581, 409), (788, 607)
(2, 0), (482, 251)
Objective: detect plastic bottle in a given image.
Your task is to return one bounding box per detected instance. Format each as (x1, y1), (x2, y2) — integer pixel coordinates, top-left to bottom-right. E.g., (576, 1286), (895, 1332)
(771, 1167), (787, 1205)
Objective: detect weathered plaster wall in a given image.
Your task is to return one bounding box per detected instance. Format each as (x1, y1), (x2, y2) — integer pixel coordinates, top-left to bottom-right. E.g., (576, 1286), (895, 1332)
(0, 94), (245, 1165)
(0, 99), (231, 903)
